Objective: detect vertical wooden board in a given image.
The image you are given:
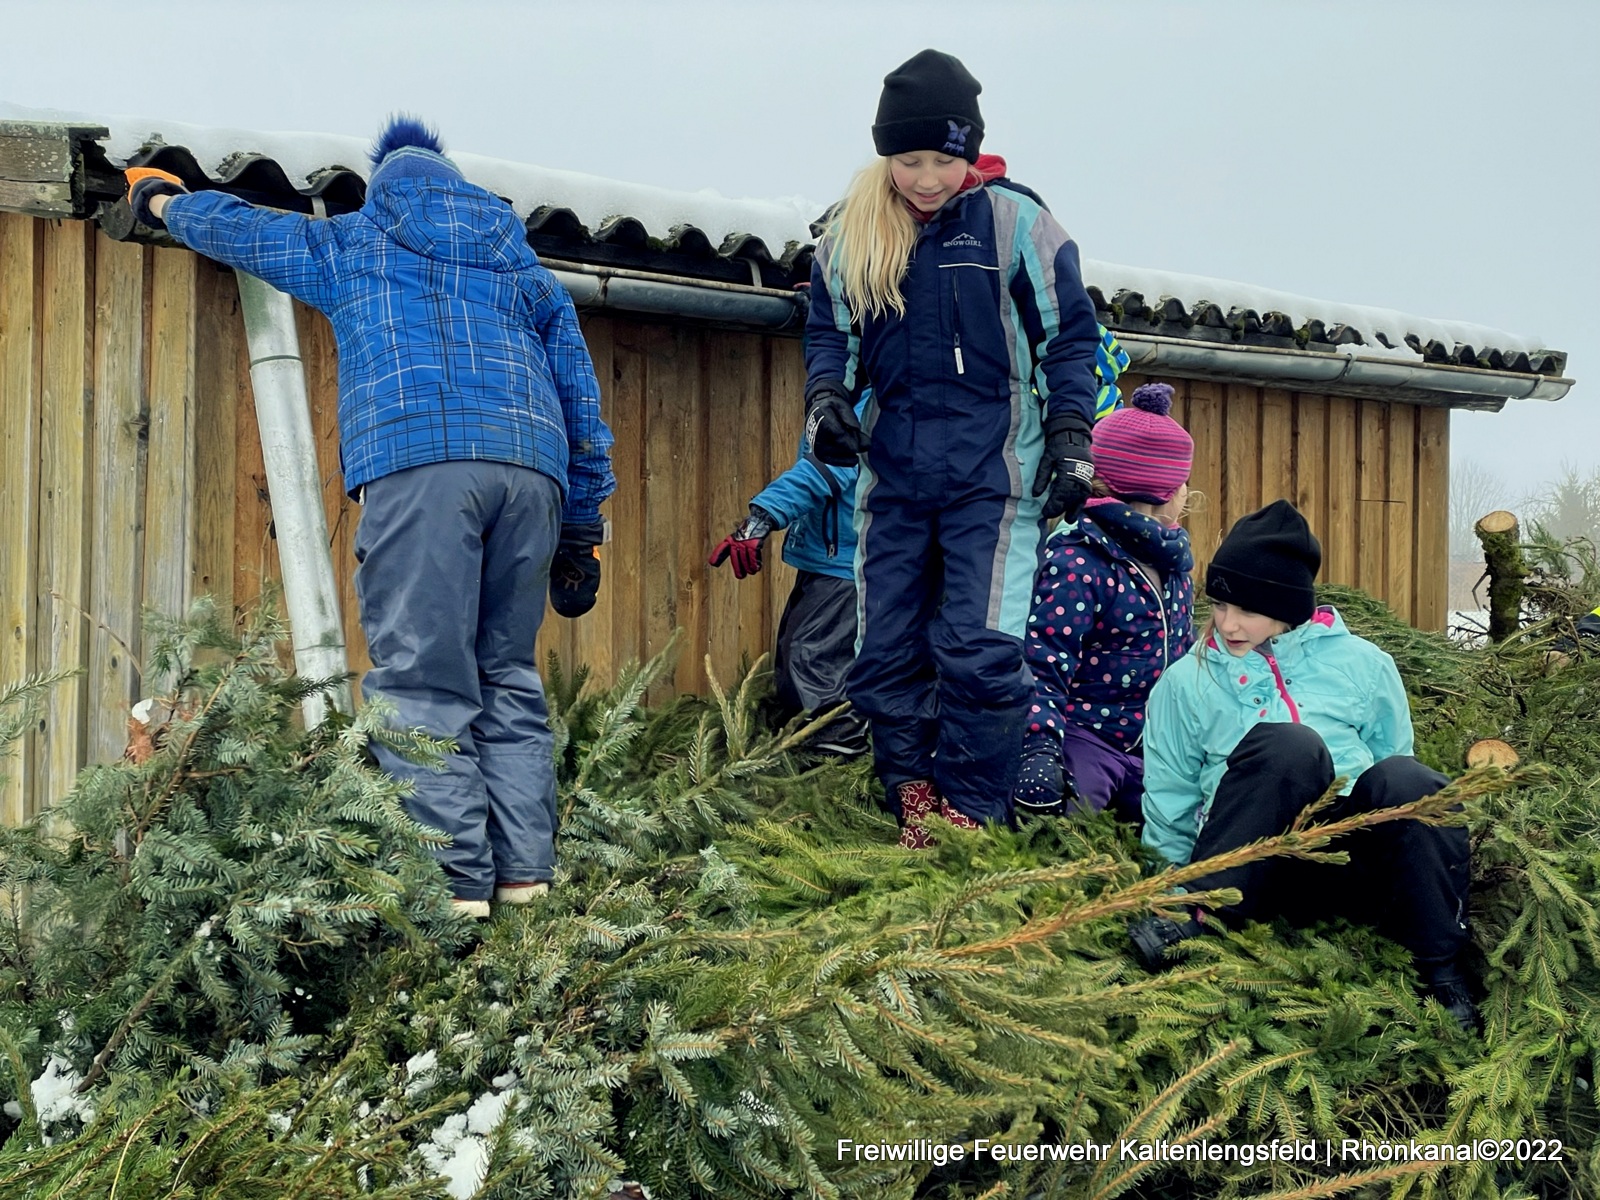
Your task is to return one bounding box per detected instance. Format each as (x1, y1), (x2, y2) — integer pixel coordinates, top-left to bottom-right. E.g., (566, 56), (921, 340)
(641, 323), (689, 699)
(737, 337), (775, 674)
(1222, 383), (1260, 532)
(568, 316), (615, 688)
(1414, 406), (1450, 630)
(672, 326), (708, 696)
(143, 248), (197, 625)
(766, 337), (806, 639)
(87, 234), (146, 767)
(1356, 401), (1389, 599)
(1161, 374), (1191, 430)
(234, 308), (278, 619)
(191, 265), (239, 611)
(1291, 395), (1329, 557)
(533, 588), (575, 692)
(0, 214), (40, 826)
(606, 318), (647, 678)
(703, 329), (751, 688)
(1182, 379), (1225, 570)
(1259, 388), (1293, 507)
(1385, 404), (1416, 622)
(1118, 372), (1145, 408)
(1324, 399), (1358, 588)
(34, 220), (92, 812)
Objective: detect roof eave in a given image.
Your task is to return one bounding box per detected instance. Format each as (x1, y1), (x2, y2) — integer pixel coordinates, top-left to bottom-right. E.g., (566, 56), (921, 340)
(1119, 334), (1572, 411)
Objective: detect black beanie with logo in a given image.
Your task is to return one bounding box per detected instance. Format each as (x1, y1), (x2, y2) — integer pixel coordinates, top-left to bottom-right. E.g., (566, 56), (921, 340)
(1205, 500), (1323, 626)
(872, 49), (985, 163)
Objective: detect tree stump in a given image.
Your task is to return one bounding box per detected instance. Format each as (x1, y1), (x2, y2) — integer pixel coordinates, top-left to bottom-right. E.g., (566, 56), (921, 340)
(1467, 738), (1519, 769)
(1474, 510), (1526, 643)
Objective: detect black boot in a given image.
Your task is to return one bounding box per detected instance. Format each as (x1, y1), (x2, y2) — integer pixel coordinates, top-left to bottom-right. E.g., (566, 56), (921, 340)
(1420, 961), (1482, 1034)
(1129, 911), (1207, 972)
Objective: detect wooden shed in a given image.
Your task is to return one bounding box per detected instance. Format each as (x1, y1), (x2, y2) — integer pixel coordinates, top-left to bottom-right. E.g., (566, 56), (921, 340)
(0, 118), (1574, 826)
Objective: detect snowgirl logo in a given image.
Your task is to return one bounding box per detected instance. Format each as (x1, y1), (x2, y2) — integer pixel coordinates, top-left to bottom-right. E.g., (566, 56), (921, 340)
(943, 121), (971, 156)
(942, 232), (983, 249)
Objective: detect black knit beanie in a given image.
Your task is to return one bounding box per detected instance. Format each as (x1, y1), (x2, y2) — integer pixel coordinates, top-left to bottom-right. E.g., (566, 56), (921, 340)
(872, 49), (985, 163)
(1205, 500), (1322, 626)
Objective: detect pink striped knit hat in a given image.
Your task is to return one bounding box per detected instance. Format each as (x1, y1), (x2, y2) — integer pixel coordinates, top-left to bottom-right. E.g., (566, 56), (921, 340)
(1091, 383), (1193, 504)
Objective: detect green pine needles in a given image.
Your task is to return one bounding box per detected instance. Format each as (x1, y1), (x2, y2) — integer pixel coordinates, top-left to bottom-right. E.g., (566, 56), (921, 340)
(0, 578), (1597, 1199)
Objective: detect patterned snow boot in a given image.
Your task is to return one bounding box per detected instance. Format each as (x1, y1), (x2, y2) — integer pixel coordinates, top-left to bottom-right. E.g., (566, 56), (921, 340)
(896, 779), (941, 849)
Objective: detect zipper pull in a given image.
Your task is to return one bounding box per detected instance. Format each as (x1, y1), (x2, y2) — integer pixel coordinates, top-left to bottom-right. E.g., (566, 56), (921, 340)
(954, 343), (965, 374)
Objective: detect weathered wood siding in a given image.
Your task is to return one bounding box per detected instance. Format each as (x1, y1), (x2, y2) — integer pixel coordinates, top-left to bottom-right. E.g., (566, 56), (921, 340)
(0, 218), (1449, 823)
(1117, 372), (1449, 633)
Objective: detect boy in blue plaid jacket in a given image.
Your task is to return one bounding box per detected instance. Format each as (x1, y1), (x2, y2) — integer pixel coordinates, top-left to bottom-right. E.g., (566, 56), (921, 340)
(129, 118), (616, 917)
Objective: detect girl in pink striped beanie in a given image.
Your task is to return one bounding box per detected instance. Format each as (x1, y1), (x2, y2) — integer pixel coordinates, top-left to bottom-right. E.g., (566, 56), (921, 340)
(1013, 382), (1196, 822)
(1090, 382), (1194, 505)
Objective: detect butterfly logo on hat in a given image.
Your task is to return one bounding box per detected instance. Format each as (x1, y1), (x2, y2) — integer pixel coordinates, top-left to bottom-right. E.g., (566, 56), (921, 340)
(943, 121), (971, 155)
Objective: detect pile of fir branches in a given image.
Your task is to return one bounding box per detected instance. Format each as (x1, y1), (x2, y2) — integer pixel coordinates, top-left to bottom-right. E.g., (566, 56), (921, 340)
(0, 565), (1596, 1199)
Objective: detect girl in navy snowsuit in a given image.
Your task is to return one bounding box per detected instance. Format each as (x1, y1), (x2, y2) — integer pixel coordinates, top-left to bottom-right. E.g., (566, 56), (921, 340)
(1013, 383), (1196, 822)
(804, 49), (1103, 846)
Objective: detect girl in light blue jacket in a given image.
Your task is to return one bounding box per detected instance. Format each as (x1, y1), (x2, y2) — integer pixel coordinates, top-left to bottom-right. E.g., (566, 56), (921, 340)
(1130, 501), (1478, 1032)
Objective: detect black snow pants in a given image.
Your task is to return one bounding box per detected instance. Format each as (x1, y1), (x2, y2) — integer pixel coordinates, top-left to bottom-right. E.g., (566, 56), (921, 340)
(1186, 722), (1470, 969)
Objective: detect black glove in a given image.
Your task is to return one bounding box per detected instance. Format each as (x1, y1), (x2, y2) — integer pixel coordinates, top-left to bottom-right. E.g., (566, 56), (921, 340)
(124, 167), (188, 230)
(549, 520), (605, 619)
(804, 380), (869, 466)
(708, 505), (777, 579)
(1033, 414), (1094, 521)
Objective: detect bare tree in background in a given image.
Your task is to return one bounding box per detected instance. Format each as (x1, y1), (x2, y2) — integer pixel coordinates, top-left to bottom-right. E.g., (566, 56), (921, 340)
(1450, 458), (1509, 559)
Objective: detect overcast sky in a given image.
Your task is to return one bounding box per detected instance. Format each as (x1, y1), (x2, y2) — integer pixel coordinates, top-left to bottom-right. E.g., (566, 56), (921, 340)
(8, 0), (1596, 502)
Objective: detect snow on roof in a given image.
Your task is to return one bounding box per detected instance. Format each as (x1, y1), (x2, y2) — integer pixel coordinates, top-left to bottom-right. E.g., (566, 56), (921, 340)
(0, 100), (1560, 364)
(0, 100), (817, 257)
(1080, 259), (1546, 358)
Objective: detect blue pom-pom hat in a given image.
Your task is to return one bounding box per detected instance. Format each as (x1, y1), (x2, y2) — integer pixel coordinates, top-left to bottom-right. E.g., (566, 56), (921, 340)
(368, 114), (461, 188)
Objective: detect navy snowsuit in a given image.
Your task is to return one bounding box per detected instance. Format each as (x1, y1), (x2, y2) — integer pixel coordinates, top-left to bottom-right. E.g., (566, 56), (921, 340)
(806, 174), (1102, 823)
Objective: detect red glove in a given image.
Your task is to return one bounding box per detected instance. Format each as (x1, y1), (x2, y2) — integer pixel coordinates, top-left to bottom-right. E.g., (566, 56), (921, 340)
(708, 506), (776, 579)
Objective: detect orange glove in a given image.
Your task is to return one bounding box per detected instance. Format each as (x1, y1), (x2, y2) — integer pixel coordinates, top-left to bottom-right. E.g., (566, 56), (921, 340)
(124, 167), (188, 228)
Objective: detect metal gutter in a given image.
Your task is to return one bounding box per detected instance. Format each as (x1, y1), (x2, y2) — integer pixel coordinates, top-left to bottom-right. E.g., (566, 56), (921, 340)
(540, 257), (805, 331)
(234, 270), (352, 728)
(1117, 333), (1573, 411)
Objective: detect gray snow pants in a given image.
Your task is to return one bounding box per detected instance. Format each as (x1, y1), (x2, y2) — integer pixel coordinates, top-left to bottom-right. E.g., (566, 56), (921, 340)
(355, 460), (562, 900)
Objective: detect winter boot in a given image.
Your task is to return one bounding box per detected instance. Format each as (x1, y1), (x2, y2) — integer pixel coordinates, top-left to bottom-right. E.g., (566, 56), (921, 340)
(1420, 960), (1482, 1034)
(939, 799), (982, 830)
(494, 882), (551, 905)
(1128, 910), (1207, 971)
(451, 898), (491, 921)
(896, 779), (941, 849)
(810, 711), (871, 759)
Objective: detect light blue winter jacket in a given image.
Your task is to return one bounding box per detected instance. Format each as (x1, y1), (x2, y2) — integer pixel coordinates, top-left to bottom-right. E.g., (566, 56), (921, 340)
(1141, 606), (1414, 866)
(749, 399), (865, 581)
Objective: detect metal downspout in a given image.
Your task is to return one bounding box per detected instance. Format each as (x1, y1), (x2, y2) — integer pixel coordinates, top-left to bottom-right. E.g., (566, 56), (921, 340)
(234, 270), (351, 728)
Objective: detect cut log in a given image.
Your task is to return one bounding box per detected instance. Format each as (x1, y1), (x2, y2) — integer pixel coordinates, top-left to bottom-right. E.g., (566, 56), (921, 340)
(1466, 738), (1519, 769)
(1474, 510), (1526, 643)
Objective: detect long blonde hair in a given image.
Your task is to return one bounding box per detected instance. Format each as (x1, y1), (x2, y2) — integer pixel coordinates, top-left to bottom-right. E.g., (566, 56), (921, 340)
(826, 158), (920, 323)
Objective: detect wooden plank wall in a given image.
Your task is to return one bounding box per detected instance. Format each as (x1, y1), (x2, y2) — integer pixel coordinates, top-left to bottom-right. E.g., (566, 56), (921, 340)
(1, 223), (1458, 823)
(1120, 372), (1450, 631)
(534, 321), (802, 702)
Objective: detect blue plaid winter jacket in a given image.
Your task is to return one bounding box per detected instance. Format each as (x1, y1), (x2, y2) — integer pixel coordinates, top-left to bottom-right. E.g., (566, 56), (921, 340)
(163, 175), (615, 523)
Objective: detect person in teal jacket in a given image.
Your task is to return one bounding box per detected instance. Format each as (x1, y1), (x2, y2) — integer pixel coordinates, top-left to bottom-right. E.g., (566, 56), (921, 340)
(1128, 500), (1478, 1032)
(709, 399), (868, 757)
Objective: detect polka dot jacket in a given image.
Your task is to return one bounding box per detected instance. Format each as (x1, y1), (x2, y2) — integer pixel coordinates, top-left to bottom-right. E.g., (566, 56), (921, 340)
(1023, 501), (1195, 754)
